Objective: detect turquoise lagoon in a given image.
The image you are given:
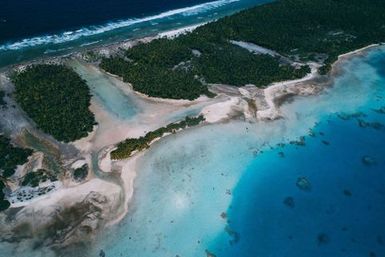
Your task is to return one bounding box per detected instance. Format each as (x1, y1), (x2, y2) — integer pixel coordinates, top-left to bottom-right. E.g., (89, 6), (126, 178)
(91, 46), (385, 257)
(70, 60), (139, 120)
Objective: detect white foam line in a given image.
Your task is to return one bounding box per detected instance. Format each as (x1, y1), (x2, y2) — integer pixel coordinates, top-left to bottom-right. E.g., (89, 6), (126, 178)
(80, 40), (101, 47)
(0, 0), (239, 51)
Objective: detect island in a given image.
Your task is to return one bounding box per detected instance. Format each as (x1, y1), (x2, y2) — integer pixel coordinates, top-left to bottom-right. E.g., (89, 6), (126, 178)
(11, 64), (96, 142)
(0, 0), (384, 256)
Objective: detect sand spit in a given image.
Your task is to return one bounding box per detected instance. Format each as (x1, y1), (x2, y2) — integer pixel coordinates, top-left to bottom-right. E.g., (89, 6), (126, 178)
(0, 21), (382, 254)
(90, 43), (378, 229)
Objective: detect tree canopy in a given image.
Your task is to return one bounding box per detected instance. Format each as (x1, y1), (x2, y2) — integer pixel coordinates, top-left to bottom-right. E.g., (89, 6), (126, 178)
(12, 64), (96, 142)
(0, 135), (33, 178)
(0, 135), (33, 212)
(194, 0), (385, 73)
(101, 0), (385, 99)
(111, 115), (205, 159)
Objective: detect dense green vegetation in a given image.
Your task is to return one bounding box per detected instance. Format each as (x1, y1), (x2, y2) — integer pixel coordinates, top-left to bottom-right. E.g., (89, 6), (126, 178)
(0, 135), (33, 211)
(0, 91), (6, 106)
(73, 164), (88, 182)
(100, 39), (214, 100)
(21, 169), (57, 187)
(0, 188), (10, 211)
(111, 115), (205, 159)
(101, 0), (385, 99)
(12, 64), (96, 142)
(195, 0), (385, 74)
(101, 37), (307, 99)
(190, 42), (310, 87)
(0, 135), (33, 178)
(0, 179), (10, 211)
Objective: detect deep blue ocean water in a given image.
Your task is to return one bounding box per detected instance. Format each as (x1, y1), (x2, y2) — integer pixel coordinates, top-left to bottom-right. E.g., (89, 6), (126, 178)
(0, 0), (269, 68)
(0, 0), (209, 43)
(209, 49), (385, 257)
(211, 115), (385, 257)
(85, 47), (385, 257)
(1, 1), (384, 256)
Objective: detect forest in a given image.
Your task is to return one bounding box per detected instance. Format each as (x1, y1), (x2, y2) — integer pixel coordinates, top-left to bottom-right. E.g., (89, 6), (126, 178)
(100, 0), (385, 99)
(0, 135), (33, 211)
(111, 115), (205, 159)
(0, 91), (6, 106)
(100, 37), (307, 100)
(73, 164), (88, 182)
(21, 169), (57, 188)
(12, 64), (96, 142)
(194, 0), (385, 74)
(0, 135), (33, 178)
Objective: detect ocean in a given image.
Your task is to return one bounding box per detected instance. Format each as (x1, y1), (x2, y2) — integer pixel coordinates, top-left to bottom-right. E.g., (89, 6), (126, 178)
(89, 46), (385, 257)
(1, 1), (385, 256)
(0, 0), (270, 68)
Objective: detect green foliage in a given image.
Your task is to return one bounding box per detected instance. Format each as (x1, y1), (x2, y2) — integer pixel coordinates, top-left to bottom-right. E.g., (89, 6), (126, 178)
(12, 64), (96, 142)
(101, 0), (385, 99)
(101, 38), (211, 100)
(196, 0), (385, 71)
(191, 42), (309, 87)
(0, 135), (33, 178)
(83, 51), (102, 62)
(126, 38), (193, 68)
(100, 35), (304, 100)
(0, 135), (33, 211)
(0, 181), (9, 212)
(111, 115), (205, 159)
(0, 199), (10, 212)
(21, 169), (57, 187)
(0, 91), (6, 106)
(73, 164), (88, 182)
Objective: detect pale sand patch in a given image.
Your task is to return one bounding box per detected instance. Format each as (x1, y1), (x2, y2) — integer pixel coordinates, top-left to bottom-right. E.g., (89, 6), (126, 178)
(71, 159), (87, 169)
(105, 153), (141, 226)
(11, 178), (119, 210)
(71, 125), (97, 153)
(62, 44), (385, 230)
(201, 97), (248, 123)
(158, 23), (206, 38)
(98, 146), (114, 173)
(7, 28), (383, 243)
(257, 62), (321, 120)
(338, 44), (380, 59)
(70, 61), (223, 155)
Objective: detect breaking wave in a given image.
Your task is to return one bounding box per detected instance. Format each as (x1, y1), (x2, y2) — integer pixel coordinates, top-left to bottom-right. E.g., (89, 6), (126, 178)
(0, 0), (239, 51)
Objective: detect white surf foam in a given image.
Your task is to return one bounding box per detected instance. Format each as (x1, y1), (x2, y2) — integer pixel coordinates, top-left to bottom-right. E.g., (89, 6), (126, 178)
(0, 0), (239, 51)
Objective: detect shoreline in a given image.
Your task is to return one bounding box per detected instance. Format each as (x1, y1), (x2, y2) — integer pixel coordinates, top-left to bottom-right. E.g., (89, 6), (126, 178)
(0, 22), (208, 74)
(97, 42), (385, 228)
(1, 18), (384, 251)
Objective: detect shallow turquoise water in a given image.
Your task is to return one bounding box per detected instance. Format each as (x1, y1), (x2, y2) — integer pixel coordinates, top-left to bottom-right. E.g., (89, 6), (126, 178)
(1, 34), (384, 257)
(70, 61), (139, 120)
(92, 46), (385, 257)
(213, 115), (385, 257)
(211, 48), (385, 257)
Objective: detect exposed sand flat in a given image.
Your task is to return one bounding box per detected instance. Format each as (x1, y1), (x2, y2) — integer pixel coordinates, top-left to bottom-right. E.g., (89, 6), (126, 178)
(230, 40), (281, 57)
(2, 18), (383, 252)
(201, 96), (248, 123)
(70, 59), (227, 155)
(0, 178), (122, 246)
(337, 44), (380, 59)
(257, 62), (321, 120)
(230, 40), (300, 66)
(105, 153), (141, 225)
(158, 23), (206, 39)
